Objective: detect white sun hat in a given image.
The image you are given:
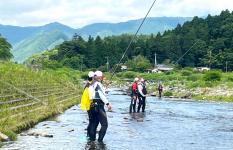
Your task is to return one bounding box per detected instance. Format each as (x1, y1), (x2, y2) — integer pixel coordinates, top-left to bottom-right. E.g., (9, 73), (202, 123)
(88, 71), (95, 78)
(94, 71), (103, 77)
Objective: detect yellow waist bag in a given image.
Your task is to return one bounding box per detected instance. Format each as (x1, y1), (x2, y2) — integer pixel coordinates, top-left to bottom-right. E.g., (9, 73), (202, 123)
(80, 88), (92, 111)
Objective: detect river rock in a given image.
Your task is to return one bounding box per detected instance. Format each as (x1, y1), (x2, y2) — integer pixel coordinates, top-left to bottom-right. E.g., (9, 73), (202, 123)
(27, 130), (53, 138)
(68, 129), (74, 132)
(137, 119), (144, 122)
(0, 132), (10, 141)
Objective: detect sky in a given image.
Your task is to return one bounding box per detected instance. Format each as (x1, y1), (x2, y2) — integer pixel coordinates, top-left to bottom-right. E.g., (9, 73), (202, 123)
(0, 0), (233, 28)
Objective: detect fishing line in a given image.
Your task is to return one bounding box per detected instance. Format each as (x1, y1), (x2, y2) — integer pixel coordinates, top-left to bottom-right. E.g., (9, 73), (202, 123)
(109, 0), (157, 80)
(175, 39), (201, 64)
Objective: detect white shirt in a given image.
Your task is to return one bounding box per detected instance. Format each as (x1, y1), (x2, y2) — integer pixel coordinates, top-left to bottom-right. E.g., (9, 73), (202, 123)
(89, 81), (109, 104)
(138, 82), (146, 97)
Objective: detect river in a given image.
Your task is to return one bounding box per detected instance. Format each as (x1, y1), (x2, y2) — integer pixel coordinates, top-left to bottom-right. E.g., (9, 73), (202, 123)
(2, 90), (233, 150)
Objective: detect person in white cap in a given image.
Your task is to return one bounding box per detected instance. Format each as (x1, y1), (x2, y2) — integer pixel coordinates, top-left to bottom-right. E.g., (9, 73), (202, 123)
(84, 71), (95, 138)
(89, 70), (112, 142)
(137, 78), (147, 112)
(129, 77), (139, 113)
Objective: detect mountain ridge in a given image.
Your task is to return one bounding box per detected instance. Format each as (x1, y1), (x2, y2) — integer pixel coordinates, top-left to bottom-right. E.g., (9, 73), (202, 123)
(0, 17), (193, 62)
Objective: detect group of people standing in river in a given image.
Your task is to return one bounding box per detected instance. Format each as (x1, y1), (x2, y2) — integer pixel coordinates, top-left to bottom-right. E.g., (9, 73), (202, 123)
(130, 77), (147, 113)
(129, 77), (164, 113)
(81, 71), (164, 142)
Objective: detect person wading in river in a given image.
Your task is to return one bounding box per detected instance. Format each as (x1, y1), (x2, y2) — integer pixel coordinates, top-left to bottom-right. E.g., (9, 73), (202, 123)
(84, 71), (95, 138)
(158, 82), (163, 98)
(89, 71), (112, 142)
(130, 77), (139, 113)
(137, 78), (147, 112)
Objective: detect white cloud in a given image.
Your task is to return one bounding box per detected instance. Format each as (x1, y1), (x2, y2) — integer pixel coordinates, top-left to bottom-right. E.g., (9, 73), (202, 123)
(0, 0), (233, 28)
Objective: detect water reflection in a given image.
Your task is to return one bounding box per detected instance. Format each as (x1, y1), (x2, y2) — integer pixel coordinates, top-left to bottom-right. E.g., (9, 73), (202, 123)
(130, 112), (146, 122)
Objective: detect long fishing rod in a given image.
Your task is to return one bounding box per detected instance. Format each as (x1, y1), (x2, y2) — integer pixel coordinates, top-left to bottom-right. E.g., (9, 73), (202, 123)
(175, 39), (201, 64)
(109, 0), (157, 81)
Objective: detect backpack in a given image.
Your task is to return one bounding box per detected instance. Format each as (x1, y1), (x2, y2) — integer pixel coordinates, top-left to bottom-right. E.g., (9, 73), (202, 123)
(80, 88), (92, 111)
(142, 85), (147, 95)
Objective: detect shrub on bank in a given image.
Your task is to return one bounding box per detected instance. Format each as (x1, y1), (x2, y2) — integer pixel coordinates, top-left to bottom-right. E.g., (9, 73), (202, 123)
(203, 71), (222, 81)
(181, 70), (192, 76)
(164, 91), (173, 97)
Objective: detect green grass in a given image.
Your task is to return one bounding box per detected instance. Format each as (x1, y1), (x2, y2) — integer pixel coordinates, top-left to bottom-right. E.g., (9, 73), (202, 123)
(111, 69), (233, 102)
(0, 62), (81, 141)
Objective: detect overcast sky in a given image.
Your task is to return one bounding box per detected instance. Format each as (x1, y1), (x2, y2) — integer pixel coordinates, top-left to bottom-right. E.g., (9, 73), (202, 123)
(0, 0), (233, 28)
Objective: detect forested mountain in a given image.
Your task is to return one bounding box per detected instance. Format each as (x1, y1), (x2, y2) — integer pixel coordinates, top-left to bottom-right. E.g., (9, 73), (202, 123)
(0, 17), (191, 62)
(0, 22), (74, 45)
(28, 10), (233, 71)
(13, 30), (69, 62)
(76, 17), (192, 38)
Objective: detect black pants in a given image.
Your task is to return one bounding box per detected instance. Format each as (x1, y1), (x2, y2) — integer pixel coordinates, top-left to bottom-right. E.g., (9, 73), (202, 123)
(87, 110), (91, 137)
(89, 104), (108, 142)
(159, 90), (162, 98)
(137, 96), (146, 112)
(129, 96), (137, 113)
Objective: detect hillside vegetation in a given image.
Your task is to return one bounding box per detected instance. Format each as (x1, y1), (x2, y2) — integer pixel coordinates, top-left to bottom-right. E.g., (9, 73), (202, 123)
(0, 62), (81, 140)
(13, 30), (69, 62)
(29, 10), (233, 72)
(1, 17), (191, 62)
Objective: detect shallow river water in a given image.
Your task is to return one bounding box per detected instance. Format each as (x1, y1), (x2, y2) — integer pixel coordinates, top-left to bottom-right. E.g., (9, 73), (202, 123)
(2, 90), (233, 150)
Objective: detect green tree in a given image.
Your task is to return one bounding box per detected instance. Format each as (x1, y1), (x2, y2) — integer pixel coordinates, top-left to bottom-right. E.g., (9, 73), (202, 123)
(0, 35), (13, 61)
(126, 55), (151, 72)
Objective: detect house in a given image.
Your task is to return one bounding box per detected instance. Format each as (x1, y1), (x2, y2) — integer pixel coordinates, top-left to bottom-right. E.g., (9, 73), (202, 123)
(148, 64), (173, 73)
(157, 64), (174, 72)
(194, 67), (210, 72)
(121, 65), (128, 70)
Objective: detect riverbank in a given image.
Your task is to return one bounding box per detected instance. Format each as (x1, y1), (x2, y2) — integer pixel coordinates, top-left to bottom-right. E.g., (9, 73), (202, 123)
(103, 70), (233, 102)
(0, 63), (81, 142)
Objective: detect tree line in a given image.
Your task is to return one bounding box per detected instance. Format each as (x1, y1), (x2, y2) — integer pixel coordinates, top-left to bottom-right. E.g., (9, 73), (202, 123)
(26, 10), (233, 72)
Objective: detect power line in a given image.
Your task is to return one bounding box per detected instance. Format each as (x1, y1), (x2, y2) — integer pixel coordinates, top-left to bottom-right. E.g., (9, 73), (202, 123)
(175, 40), (201, 65)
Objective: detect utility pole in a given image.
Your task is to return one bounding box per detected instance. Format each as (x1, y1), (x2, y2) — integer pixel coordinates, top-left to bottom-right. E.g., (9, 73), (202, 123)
(154, 52), (157, 68)
(226, 61), (228, 73)
(106, 56), (109, 72)
(80, 56), (84, 72)
(209, 50), (212, 69)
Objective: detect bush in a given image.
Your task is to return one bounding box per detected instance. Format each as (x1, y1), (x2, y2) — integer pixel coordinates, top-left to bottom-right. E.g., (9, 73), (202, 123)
(181, 70), (192, 76)
(227, 76), (233, 82)
(164, 91), (173, 96)
(187, 74), (201, 81)
(203, 71), (222, 81)
(120, 71), (137, 79)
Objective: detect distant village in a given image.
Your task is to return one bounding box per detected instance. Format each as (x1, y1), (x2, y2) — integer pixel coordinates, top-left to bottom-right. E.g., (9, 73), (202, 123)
(121, 53), (210, 73)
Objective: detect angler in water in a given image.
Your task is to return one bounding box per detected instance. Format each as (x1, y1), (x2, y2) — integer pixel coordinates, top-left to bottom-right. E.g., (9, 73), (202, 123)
(137, 78), (147, 112)
(88, 71), (112, 142)
(129, 77), (139, 113)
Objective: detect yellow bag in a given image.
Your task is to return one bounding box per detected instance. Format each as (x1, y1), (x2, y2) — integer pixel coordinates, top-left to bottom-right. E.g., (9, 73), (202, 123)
(80, 88), (92, 111)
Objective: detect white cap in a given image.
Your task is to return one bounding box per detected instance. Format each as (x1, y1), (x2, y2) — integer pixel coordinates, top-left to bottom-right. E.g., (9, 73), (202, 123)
(140, 78), (144, 82)
(94, 71), (103, 77)
(88, 71), (95, 78)
(134, 77), (139, 82)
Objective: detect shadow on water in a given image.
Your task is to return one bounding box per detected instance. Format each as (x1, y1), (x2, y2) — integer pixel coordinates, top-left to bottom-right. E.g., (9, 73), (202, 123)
(85, 141), (107, 150)
(130, 112), (146, 122)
